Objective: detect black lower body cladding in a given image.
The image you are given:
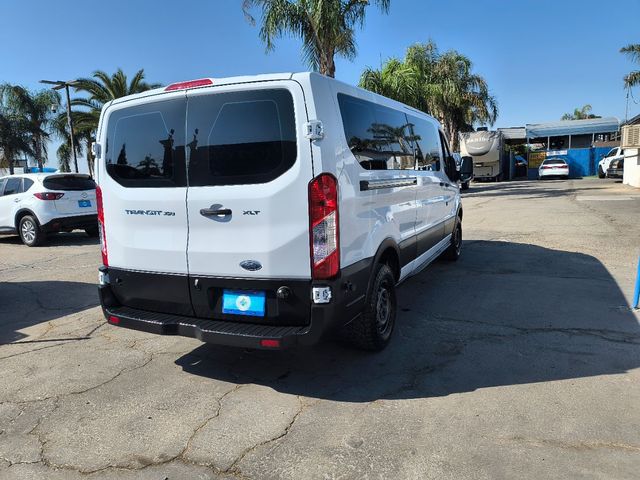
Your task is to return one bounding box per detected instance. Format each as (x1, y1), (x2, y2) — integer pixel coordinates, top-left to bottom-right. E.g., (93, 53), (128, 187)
(41, 214), (97, 233)
(99, 259), (372, 349)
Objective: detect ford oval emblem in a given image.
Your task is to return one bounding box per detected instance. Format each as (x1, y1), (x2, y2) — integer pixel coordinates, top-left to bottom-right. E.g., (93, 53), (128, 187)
(240, 260), (262, 271)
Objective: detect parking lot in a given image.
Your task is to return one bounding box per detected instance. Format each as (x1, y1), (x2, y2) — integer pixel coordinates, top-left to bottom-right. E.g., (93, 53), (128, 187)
(1, 178), (639, 479)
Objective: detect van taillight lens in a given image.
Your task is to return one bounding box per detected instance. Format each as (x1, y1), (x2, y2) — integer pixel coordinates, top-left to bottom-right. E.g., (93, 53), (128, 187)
(34, 192), (64, 200)
(96, 185), (108, 266)
(309, 174), (339, 279)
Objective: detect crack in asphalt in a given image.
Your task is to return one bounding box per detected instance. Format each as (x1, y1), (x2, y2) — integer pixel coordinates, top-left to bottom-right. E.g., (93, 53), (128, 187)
(502, 435), (640, 453)
(428, 313), (640, 345)
(226, 395), (306, 476)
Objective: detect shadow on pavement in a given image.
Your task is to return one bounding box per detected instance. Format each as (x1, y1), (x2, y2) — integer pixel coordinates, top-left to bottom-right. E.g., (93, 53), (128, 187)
(0, 281), (99, 343)
(0, 232), (99, 247)
(461, 180), (608, 199)
(176, 241), (640, 402)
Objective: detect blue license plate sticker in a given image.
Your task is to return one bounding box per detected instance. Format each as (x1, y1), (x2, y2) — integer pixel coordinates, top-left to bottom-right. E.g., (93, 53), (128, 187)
(222, 290), (266, 317)
(78, 200), (91, 208)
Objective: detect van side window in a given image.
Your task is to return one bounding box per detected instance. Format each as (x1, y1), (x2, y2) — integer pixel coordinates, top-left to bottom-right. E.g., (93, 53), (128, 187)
(337, 93), (414, 171)
(439, 132), (455, 180)
(105, 99), (187, 188)
(0, 178), (6, 196)
(187, 89), (297, 186)
(408, 116), (441, 171)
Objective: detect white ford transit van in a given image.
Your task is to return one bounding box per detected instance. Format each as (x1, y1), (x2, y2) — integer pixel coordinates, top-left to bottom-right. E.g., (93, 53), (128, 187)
(96, 73), (467, 351)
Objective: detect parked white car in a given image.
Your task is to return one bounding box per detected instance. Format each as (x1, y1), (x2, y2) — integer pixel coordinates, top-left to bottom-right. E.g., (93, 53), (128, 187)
(95, 72), (470, 351)
(598, 147), (624, 178)
(0, 173), (98, 246)
(538, 158), (569, 180)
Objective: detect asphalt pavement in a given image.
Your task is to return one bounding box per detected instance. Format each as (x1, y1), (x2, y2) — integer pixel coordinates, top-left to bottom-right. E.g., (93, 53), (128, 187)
(1, 178), (639, 479)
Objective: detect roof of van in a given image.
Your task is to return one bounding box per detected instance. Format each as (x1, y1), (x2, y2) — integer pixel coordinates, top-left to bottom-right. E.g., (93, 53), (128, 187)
(107, 72), (435, 121)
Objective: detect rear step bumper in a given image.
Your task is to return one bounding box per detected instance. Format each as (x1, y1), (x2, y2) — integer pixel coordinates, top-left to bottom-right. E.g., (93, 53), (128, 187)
(103, 305), (311, 349)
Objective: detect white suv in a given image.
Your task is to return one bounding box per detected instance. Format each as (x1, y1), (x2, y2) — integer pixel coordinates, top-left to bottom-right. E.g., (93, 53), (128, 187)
(0, 173), (98, 246)
(96, 73), (470, 351)
(598, 147), (624, 178)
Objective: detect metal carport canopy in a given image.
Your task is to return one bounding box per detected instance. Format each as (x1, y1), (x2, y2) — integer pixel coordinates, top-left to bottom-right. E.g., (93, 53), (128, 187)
(525, 117), (620, 138)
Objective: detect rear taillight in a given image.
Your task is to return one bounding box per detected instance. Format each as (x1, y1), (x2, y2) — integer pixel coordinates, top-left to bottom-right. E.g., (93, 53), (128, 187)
(34, 192), (64, 200)
(309, 174), (339, 279)
(559, 164), (569, 168)
(96, 185), (108, 266)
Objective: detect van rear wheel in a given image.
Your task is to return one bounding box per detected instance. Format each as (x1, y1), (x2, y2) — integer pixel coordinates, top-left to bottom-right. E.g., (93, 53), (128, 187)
(346, 263), (396, 351)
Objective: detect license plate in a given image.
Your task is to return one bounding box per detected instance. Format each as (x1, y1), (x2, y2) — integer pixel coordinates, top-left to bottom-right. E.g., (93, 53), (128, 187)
(222, 290), (266, 317)
(78, 200), (91, 208)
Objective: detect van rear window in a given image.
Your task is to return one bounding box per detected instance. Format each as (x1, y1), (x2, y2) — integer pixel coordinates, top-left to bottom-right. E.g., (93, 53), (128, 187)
(105, 98), (187, 188)
(43, 176), (96, 191)
(187, 89), (297, 186)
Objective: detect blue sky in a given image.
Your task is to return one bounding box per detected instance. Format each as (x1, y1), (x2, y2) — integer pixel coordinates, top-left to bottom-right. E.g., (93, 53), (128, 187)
(1, 0), (639, 167)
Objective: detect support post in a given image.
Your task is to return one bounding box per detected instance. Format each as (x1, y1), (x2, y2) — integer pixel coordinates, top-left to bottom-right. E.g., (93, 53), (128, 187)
(633, 255), (640, 309)
(64, 84), (79, 173)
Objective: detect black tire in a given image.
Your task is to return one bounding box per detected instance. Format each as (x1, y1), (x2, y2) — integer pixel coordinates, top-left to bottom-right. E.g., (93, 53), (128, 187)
(461, 181), (470, 191)
(346, 263), (396, 351)
(18, 215), (45, 247)
(85, 225), (99, 238)
(443, 216), (462, 261)
(597, 166), (605, 179)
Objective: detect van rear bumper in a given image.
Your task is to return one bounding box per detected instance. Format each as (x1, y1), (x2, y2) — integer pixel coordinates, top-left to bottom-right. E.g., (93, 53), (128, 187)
(98, 259), (371, 349)
(101, 304), (314, 349)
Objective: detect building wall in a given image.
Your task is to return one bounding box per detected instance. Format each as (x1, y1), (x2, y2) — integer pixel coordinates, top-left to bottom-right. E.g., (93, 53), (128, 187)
(623, 149), (640, 188)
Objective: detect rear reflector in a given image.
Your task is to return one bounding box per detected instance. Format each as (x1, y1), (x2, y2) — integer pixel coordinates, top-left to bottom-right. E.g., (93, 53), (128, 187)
(260, 339), (280, 348)
(34, 192), (64, 200)
(165, 78), (213, 91)
(108, 315), (120, 325)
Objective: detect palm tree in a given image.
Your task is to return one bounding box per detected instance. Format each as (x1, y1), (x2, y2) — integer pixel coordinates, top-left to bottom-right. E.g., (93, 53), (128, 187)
(243, 0), (391, 77)
(71, 68), (160, 175)
(0, 85), (59, 171)
(561, 104), (599, 120)
(359, 41), (498, 151)
(621, 43), (640, 88)
(0, 112), (33, 174)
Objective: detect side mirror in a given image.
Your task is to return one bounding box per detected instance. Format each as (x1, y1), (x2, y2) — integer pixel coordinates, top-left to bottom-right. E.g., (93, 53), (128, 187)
(460, 156), (473, 176)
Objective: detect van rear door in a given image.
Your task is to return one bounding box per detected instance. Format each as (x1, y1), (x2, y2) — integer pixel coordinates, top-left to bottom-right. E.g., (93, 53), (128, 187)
(99, 93), (193, 316)
(184, 83), (313, 319)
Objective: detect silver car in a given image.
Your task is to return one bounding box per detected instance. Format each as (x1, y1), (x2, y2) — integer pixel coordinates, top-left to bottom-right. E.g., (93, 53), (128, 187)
(538, 158), (569, 180)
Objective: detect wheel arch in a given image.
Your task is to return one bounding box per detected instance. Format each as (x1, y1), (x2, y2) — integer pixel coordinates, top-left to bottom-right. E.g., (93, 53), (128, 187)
(371, 238), (401, 283)
(14, 209), (39, 230)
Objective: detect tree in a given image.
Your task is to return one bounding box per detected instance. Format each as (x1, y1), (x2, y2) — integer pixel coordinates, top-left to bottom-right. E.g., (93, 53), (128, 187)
(70, 68), (160, 175)
(0, 112), (33, 175)
(359, 41), (498, 150)
(0, 84), (59, 171)
(621, 43), (640, 89)
(243, 0), (391, 77)
(561, 104), (600, 120)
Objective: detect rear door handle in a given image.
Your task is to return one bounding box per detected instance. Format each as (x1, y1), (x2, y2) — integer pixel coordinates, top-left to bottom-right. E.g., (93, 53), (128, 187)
(200, 208), (232, 217)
